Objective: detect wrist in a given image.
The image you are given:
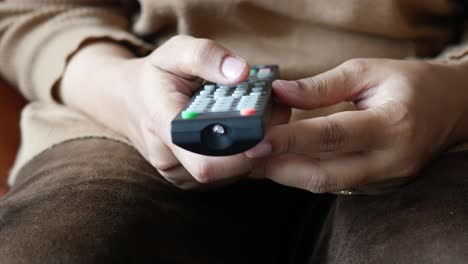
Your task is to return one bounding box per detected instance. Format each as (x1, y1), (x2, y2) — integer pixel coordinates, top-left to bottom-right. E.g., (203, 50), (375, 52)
(60, 41), (137, 135)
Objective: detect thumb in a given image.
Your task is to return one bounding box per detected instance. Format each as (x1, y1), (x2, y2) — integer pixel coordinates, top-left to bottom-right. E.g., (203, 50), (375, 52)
(272, 59), (369, 109)
(150, 35), (249, 85)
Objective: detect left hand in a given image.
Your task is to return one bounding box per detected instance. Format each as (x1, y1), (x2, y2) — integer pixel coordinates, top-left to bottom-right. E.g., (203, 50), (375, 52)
(245, 58), (468, 194)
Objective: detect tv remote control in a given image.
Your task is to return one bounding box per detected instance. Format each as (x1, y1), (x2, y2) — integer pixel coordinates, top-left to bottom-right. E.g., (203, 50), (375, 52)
(171, 65), (279, 156)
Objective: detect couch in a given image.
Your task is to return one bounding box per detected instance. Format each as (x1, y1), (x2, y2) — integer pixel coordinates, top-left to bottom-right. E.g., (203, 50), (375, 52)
(0, 80), (25, 196)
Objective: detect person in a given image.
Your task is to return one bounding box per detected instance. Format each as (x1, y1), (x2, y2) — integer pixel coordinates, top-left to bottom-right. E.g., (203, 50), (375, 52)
(0, 0), (467, 263)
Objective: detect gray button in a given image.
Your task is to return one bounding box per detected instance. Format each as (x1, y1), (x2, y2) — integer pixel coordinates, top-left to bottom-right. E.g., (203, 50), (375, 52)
(195, 97), (212, 102)
(204, 84), (216, 90)
(252, 87), (263, 92)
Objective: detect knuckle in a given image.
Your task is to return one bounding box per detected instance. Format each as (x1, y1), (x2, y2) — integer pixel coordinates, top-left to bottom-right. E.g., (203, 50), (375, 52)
(376, 102), (413, 144)
(148, 154), (179, 172)
(342, 58), (370, 74)
(381, 101), (410, 124)
(192, 38), (219, 66)
(340, 58), (370, 83)
(300, 77), (328, 101)
(305, 163), (330, 193)
(165, 175), (199, 190)
(399, 162), (420, 177)
(319, 117), (349, 152)
(153, 35), (187, 60)
(152, 161), (179, 172)
(167, 34), (186, 45)
(390, 159), (420, 180)
(193, 160), (215, 184)
(143, 113), (162, 136)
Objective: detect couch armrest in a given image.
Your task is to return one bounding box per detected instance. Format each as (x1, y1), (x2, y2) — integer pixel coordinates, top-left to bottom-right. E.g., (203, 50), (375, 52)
(0, 80), (25, 195)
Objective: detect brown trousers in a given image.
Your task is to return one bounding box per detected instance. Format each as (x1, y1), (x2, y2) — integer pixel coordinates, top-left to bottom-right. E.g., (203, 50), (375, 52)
(0, 139), (467, 263)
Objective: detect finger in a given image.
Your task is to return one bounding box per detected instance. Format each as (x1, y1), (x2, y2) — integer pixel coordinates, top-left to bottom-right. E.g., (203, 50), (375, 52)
(150, 35), (249, 85)
(171, 146), (253, 184)
(145, 133), (181, 171)
(257, 153), (378, 193)
(160, 163), (242, 190)
(246, 109), (387, 158)
(157, 165), (194, 188)
(272, 59), (372, 109)
(155, 95), (256, 184)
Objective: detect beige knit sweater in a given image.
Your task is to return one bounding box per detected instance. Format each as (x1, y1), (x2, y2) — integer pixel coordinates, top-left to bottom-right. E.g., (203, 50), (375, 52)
(0, 0), (467, 185)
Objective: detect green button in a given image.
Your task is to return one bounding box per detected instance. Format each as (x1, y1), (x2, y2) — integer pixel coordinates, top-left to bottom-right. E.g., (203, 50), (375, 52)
(182, 111), (198, 119)
(249, 68), (257, 76)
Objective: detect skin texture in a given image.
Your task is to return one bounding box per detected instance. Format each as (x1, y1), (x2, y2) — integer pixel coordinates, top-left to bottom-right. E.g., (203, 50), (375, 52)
(60, 36), (290, 189)
(246, 58), (468, 193)
(61, 36), (468, 193)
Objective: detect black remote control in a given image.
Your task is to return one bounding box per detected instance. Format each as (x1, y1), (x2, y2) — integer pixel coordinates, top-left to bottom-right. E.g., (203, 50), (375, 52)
(171, 65), (279, 156)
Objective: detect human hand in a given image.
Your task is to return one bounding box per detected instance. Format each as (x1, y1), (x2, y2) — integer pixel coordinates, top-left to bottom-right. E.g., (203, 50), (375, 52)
(61, 35), (290, 189)
(245, 59), (468, 194)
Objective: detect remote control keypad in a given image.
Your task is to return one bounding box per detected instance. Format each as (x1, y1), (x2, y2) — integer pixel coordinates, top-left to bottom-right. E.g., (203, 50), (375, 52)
(182, 67), (273, 118)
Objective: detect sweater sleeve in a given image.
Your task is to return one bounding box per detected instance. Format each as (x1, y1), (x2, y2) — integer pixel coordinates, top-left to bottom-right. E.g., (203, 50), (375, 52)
(0, 0), (152, 103)
(435, 17), (468, 64)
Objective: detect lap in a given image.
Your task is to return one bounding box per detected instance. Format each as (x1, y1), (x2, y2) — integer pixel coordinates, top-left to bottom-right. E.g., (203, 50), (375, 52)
(0, 138), (325, 264)
(1, 138), (468, 263)
(311, 151), (468, 263)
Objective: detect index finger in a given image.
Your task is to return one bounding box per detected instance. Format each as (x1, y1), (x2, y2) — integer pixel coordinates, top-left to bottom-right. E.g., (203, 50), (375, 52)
(246, 109), (389, 158)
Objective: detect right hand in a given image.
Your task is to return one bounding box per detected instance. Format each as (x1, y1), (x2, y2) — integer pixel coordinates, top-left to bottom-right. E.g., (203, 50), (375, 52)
(61, 35), (290, 189)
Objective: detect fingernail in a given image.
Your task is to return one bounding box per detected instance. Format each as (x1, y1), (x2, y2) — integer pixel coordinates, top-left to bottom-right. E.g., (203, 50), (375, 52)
(273, 80), (299, 90)
(245, 141), (272, 159)
(221, 56), (246, 80)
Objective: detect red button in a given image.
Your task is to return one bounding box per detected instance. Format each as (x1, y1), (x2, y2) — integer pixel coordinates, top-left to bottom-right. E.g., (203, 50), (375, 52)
(240, 108), (256, 116)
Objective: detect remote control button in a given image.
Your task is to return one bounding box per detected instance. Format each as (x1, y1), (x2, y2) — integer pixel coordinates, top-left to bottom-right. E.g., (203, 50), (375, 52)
(258, 68), (273, 79)
(192, 99), (211, 104)
(181, 111), (198, 119)
(186, 108), (204, 113)
(252, 87), (263, 92)
(190, 104), (209, 110)
(240, 108), (256, 116)
(194, 97), (212, 102)
(254, 82), (266, 87)
(204, 84), (216, 90)
(211, 106), (230, 112)
(214, 94), (227, 99)
(200, 90), (212, 96)
(249, 69), (257, 76)
(217, 97), (234, 102)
